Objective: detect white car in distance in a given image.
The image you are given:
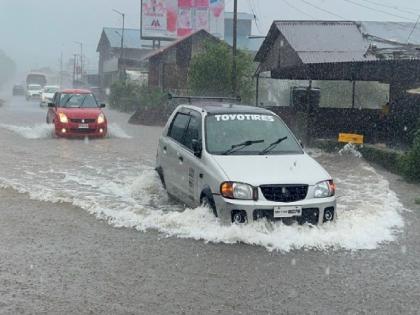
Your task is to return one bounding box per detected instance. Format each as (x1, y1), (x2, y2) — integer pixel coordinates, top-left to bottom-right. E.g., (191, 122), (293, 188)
(26, 84), (43, 101)
(40, 85), (60, 107)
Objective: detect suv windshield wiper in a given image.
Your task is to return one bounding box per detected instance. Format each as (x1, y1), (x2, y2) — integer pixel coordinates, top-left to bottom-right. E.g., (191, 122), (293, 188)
(222, 139), (264, 155)
(259, 136), (288, 155)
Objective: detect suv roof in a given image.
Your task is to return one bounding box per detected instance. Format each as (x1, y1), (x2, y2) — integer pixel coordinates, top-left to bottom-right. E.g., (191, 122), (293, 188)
(181, 103), (274, 115)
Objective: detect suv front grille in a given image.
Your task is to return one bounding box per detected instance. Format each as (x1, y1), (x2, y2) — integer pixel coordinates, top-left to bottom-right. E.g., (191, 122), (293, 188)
(260, 184), (308, 202)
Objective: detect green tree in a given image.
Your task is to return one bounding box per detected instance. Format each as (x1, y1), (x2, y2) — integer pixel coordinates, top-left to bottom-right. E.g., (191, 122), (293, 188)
(399, 119), (420, 181)
(0, 50), (16, 88)
(188, 41), (255, 103)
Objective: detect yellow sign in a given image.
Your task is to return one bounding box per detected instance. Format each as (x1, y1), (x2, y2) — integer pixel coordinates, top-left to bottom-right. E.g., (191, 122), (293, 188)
(338, 133), (364, 144)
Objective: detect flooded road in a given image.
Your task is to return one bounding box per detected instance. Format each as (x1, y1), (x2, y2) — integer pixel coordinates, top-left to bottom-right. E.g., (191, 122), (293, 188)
(0, 94), (420, 313)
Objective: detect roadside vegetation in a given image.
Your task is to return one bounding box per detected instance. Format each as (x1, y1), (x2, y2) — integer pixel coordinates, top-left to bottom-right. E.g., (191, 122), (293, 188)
(315, 119), (420, 183)
(399, 124), (420, 181)
(188, 41), (255, 103)
(109, 41), (255, 125)
(109, 81), (169, 125)
(0, 50), (16, 89)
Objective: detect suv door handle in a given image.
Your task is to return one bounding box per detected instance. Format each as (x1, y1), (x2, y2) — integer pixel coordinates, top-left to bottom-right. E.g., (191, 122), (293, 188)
(177, 153), (183, 162)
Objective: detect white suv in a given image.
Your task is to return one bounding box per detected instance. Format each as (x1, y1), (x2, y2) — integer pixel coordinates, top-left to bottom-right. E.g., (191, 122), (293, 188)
(156, 102), (336, 224)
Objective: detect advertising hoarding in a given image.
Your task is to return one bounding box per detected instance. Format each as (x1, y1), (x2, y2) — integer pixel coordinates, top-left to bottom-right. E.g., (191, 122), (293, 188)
(141, 0), (224, 40)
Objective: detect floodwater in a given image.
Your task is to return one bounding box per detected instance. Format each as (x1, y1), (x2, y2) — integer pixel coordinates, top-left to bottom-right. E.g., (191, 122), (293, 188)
(0, 95), (406, 252)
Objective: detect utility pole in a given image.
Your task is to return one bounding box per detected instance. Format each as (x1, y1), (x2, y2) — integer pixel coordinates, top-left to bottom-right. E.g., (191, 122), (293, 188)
(74, 41), (83, 82)
(113, 9), (126, 80)
(60, 51), (63, 87)
(232, 0), (238, 97)
(72, 54), (77, 88)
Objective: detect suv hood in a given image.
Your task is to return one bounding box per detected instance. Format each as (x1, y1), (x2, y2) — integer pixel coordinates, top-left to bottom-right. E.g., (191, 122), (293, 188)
(210, 153), (331, 186)
(57, 107), (102, 119)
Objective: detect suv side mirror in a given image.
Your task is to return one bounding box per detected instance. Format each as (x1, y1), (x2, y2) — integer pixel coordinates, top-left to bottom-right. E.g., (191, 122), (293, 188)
(48, 102), (55, 108)
(100, 103), (106, 108)
(192, 139), (202, 158)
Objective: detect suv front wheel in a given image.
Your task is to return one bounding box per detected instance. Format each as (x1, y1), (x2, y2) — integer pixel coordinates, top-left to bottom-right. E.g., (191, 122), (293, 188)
(200, 194), (218, 218)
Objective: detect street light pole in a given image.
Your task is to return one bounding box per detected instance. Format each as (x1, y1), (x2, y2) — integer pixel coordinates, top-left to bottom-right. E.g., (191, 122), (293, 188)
(113, 9), (126, 79)
(232, 0), (238, 97)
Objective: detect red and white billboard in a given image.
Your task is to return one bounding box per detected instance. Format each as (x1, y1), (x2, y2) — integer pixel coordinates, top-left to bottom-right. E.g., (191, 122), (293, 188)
(141, 0), (224, 40)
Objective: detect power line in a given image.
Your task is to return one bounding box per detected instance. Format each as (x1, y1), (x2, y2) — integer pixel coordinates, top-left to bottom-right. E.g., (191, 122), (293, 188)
(282, 0), (317, 19)
(299, 0), (346, 20)
(358, 0), (420, 15)
(342, 0), (417, 22)
(248, 0), (263, 34)
(407, 15), (420, 44)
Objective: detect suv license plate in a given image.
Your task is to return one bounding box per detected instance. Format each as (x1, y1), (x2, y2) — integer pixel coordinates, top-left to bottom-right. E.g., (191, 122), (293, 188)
(78, 123), (89, 129)
(274, 206), (302, 218)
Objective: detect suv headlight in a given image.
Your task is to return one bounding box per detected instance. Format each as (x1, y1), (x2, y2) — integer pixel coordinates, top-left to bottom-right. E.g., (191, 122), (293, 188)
(58, 112), (68, 123)
(314, 180), (336, 198)
(97, 113), (105, 124)
(221, 182), (258, 200)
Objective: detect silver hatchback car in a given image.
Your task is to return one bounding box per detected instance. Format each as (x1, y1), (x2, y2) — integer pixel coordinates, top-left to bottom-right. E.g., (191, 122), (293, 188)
(156, 102), (336, 224)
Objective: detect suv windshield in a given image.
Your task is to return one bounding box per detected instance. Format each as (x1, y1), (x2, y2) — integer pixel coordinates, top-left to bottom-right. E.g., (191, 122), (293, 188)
(59, 93), (98, 108)
(205, 113), (303, 155)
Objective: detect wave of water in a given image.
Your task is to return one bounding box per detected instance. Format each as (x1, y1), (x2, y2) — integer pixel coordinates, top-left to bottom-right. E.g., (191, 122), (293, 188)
(0, 123), (131, 139)
(0, 153), (405, 252)
(0, 123), (53, 139)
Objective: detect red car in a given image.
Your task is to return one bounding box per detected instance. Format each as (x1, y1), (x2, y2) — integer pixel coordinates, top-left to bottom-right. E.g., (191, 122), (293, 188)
(47, 89), (107, 138)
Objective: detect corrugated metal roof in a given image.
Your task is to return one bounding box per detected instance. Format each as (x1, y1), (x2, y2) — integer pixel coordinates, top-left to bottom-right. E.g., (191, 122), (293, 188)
(103, 27), (154, 49)
(274, 21), (372, 63)
(360, 21), (420, 46)
(298, 51), (375, 64)
(142, 29), (221, 61)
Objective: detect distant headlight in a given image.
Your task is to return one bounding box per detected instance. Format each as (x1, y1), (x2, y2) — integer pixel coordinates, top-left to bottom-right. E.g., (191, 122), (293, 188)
(314, 180), (336, 198)
(58, 113), (68, 124)
(97, 113), (106, 124)
(221, 182), (258, 200)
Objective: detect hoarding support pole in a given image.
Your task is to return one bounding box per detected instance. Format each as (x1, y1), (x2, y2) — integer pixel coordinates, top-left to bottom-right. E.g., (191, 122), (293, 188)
(113, 9), (126, 80)
(232, 0), (238, 97)
(256, 74), (260, 106)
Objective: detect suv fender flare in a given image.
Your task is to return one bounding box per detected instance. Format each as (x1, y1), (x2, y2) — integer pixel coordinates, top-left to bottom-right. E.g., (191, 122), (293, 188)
(155, 167), (166, 189)
(200, 186), (218, 217)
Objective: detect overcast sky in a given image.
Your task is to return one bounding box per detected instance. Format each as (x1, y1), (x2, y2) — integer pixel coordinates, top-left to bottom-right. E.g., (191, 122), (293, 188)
(1, 0), (420, 77)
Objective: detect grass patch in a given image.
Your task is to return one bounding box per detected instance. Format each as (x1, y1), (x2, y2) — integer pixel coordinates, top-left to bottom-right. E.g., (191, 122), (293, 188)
(415, 198), (420, 205)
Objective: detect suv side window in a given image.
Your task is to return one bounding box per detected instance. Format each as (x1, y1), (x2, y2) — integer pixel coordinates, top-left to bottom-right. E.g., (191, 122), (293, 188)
(183, 115), (201, 151)
(168, 112), (190, 143)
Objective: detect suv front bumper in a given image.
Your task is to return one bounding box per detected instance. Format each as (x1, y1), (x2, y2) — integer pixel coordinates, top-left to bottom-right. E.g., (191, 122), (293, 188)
(213, 195), (336, 225)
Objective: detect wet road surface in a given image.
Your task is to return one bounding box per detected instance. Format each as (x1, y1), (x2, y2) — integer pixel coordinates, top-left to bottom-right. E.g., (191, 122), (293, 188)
(0, 95), (419, 314)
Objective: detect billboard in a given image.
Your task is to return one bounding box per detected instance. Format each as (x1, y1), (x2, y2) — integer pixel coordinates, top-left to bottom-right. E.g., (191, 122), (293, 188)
(141, 0), (224, 40)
